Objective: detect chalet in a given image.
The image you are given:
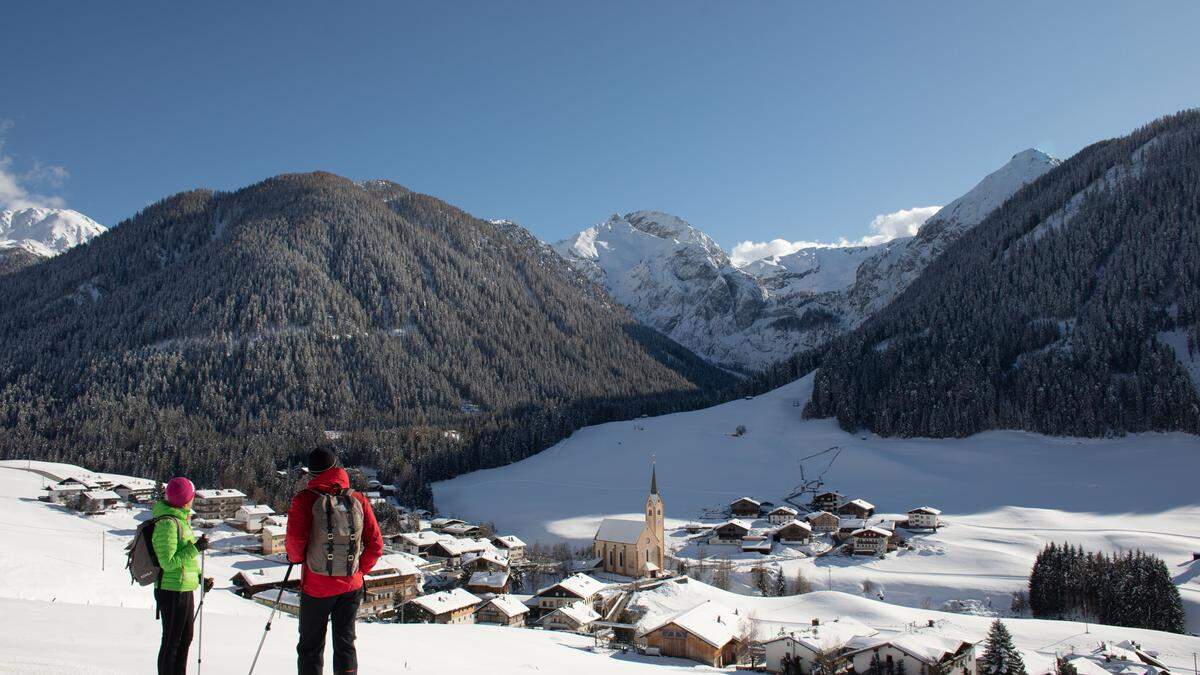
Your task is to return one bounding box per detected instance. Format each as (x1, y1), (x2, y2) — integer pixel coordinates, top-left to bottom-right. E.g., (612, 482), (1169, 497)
(462, 551), (509, 574)
(253, 588), (301, 617)
(850, 526), (892, 555)
(430, 517), (466, 532)
(639, 600), (741, 668)
(767, 505), (799, 525)
(47, 483), (86, 506)
(467, 570), (511, 595)
(907, 507), (941, 530)
(393, 530), (446, 556)
(532, 573), (607, 612)
(425, 538), (489, 567)
(805, 510), (840, 534)
(361, 560), (423, 618)
(261, 524), (287, 555)
(193, 488), (246, 520)
(442, 522), (482, 538)
(235, 504), (274, 532)
(761, 618), (879, 674)
(474, 594), (529, 627)
(233, 565), (300, 597)
(838, 498), (875, 519)
(684, 522), (707, 534)
(729, 497), (762, 518)
(408, 588), (481, 624)
(774, 520), (813, 544)
(59, 475), (110, 490)
(111, 481), (155, 503)
(540, 601), (600, 633)
(742, 535), (773, 554)
(79, 490), (120, 514)
(812, 491), (846, 512)
(836, 519), (868, 540)
(845, 634), (976, 675)
(491, 535), (526, 561)
(710, 519), (753, 544)
(593, 466), (665, 578)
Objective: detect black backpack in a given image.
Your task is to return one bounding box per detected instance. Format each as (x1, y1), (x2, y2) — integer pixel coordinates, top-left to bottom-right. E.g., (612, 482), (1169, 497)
(126, 515), (184, 586)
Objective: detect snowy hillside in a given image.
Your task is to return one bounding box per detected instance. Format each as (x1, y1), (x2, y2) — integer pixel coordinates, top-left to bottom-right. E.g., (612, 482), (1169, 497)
(434, 374), (1200, 630)
(0, 206), (106, 257)
(552, 151), (1059, 371)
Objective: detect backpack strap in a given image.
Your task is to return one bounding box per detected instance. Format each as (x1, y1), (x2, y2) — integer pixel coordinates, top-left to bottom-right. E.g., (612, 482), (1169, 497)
(341, 490), (357, 571)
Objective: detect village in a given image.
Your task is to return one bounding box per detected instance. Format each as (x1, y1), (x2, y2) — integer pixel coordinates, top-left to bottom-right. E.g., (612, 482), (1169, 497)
(34, 464), (1184, 675)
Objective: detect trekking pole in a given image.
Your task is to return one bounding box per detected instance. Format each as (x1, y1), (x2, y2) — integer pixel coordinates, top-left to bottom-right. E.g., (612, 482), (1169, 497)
(197, 547), (206, 674)
(248, 563), (295, 675)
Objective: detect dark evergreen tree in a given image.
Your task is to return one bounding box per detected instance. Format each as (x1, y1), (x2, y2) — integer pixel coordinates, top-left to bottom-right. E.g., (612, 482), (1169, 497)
(979, 620), (1027, 675)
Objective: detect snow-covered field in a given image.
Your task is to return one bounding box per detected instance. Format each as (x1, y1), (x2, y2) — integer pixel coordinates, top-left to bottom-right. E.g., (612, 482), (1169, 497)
(0, 465), (713, 674)
(435, 374), (1200, 630)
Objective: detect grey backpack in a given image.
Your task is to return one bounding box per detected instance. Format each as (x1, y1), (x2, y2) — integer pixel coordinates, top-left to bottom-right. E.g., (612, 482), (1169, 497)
(305, 488), (364, 576)
(126, 515), (184, 586)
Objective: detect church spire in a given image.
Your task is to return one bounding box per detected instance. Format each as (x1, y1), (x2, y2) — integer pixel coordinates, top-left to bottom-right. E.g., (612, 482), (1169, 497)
(650, 456), (658, 495)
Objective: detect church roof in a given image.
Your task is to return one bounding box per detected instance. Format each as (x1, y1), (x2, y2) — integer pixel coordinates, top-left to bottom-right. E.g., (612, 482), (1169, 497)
(595, 518), (646, 544)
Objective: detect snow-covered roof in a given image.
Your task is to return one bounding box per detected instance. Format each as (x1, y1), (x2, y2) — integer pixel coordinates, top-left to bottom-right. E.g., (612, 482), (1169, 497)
(769, 505), (799, 515)
(776, 519), (812, 532)
(195, 488), (245, 499)
(846, 633), (971, 665)
(237, 504), (274, 516)
(908, 506), (942, 515)
(480, 594), (529, 617)
(429, 538), (488, 556)
(761, 618), (878, 652)
(442, 522), (480, 535)
(411, 588), (480, 615)
(852, 526), (893, 538)
(468, 571), (509, 588)
(546, 601), (600, 626)
(463, 550), (509, 568)
(731, 496), (761, 506)
(397, 530), (446, 546)
(48, 484), (87, 492)
(82, 490), (119, 500)
(717, 519), (754, 531)
(845, 498), (875, 510)
(641, 601), (739, 648)
(430, 517), (465, 527)
(261, 524), (287, 537)
(806, 510), (837, 521)
(235, 565), (293, 586)
(253, 588), (300, 608)
(838, 518), (868, 529)
(493, 535), (526, 548)
(538, 573), (607, 599)
(371, 554), (423, 577)
(594, 518), (646, 544)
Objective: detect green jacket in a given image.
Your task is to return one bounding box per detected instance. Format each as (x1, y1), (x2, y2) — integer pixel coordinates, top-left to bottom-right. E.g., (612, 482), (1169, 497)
(151, 500), (200, 592)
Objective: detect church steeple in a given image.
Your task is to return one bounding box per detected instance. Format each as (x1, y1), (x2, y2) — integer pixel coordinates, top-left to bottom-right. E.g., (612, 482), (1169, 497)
(645, 457), (665, 573)
(650, 462), (658, 495)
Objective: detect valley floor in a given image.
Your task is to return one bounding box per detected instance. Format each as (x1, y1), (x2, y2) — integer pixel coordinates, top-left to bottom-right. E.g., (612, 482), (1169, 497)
(434, 374), (1200, 631)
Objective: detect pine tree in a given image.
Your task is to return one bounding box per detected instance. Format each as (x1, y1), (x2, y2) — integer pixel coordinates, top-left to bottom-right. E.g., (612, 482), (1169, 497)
(978, 620), (1027, 675)
(1056, 657), (1079, 675)
(773, 567), (788, 597)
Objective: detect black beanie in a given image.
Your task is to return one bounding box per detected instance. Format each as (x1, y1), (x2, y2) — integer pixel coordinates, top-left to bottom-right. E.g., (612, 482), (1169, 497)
(308, 447), (337, 473)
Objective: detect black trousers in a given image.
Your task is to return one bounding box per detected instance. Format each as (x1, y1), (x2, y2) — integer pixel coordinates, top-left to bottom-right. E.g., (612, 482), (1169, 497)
(154, 588), (194, 675)
(298, 589), (361, 675)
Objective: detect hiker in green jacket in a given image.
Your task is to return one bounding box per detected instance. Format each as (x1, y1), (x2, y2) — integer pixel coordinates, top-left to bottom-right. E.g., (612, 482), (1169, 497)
(152, 477), (212, 675)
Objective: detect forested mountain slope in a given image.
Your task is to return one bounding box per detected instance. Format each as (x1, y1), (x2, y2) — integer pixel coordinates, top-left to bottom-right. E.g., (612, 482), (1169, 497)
(807, 111), (1200, 437)
(0, 173), (731, 506)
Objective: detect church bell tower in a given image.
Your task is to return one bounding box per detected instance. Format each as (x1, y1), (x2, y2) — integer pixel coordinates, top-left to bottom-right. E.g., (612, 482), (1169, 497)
(645, 460), (665, 570)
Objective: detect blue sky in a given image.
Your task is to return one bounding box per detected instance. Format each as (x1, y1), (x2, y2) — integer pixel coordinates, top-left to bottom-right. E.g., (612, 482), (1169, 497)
(2, 2), (1197, 254)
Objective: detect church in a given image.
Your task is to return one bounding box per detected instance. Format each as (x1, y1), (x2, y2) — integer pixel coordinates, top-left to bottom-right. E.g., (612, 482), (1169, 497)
(593, 465), (665, 578)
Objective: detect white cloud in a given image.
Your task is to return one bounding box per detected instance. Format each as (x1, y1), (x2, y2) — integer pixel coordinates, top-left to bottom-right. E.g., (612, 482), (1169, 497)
(730, 205), (941, 266)
(0, 120), (69, 211)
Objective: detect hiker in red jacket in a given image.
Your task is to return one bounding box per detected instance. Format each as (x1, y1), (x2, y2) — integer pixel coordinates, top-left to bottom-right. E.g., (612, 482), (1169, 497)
(286, 448), (383, 675)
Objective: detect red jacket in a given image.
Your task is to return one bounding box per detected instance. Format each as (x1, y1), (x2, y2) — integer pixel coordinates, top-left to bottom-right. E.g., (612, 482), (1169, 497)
(285, 467), (384, 598)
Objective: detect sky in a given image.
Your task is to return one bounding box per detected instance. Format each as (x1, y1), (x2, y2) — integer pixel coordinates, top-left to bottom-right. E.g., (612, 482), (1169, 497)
(2, 2), (1198, 259)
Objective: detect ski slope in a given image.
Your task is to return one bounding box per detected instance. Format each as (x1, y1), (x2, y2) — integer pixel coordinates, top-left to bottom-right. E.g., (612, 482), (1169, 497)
(434, 374), (1200, 630)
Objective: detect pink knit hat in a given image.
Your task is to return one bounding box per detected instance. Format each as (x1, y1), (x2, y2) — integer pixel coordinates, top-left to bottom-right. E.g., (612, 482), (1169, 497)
(164, 477), (195, 507)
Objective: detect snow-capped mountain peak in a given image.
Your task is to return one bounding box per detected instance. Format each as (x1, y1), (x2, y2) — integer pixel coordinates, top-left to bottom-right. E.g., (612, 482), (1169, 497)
(0, 207), (107, 257)
(920, 148), (1061, 237)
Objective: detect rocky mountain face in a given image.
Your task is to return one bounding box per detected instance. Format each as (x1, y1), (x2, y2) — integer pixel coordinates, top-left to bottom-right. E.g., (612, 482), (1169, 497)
(552, 150), (1060, 372)
(807, 111), (1200, 437)
(0, 173), (731, 506)
(0, 207), (106, 257)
